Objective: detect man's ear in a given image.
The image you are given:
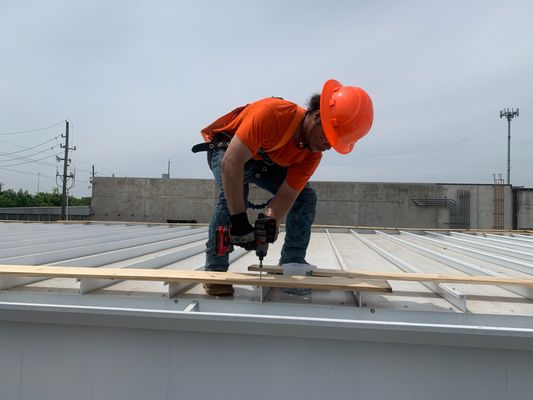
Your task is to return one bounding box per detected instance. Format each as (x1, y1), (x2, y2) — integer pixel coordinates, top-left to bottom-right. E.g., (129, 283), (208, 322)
(312, 110), (321, 125)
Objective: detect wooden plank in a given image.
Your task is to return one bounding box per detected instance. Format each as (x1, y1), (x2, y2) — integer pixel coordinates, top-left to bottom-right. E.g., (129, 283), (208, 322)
(248, 265), (533, 287)
(0, 264), (391, 293)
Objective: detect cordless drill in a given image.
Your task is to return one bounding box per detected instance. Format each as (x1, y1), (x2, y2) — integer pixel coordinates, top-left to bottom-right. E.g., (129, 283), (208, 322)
(216, 213), (278, 278)
(254, 214), (277, 278)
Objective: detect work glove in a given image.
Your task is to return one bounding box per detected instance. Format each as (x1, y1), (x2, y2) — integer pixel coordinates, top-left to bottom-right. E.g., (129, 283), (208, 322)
(255, 213), (278, 243)
(229, 212), (256, 250)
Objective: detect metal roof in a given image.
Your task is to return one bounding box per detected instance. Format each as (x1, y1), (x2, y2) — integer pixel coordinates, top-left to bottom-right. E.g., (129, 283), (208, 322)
(1, 221), (533, 349)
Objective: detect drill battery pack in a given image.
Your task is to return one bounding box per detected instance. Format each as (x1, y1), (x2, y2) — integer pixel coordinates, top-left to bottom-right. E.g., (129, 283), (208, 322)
(216, 226), (233, 256)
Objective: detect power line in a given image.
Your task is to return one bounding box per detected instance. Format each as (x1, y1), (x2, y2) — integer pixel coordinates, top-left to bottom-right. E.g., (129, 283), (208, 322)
(0, 152), (62, 168)
(0, 135), (61, 155)
(0, 120), (65, 135)
(71, 166), (92, 174)
(74, 159), (117, 175)
(0, 148), (60, 166)
(0, 166), (56, 180)
(0, 144), (61, 163)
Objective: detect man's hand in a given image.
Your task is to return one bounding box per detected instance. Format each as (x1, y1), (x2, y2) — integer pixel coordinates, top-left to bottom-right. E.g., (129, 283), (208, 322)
(229, 212), (256, 250)
(255, 213), (278, 243)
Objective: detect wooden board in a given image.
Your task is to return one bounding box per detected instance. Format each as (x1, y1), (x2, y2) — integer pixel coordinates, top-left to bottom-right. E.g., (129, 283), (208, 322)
(248, 265), (533, 287)
(0, 264), (392, 293)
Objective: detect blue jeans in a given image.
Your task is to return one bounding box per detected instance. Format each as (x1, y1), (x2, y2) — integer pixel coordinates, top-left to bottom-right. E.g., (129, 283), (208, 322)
(205, 148), (317, 272)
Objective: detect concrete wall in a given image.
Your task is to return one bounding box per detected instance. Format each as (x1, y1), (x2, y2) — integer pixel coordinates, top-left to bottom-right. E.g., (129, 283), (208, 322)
(516, 189), (533, 229)
(91, 178), (216, 223)
(92, 177), (522, 229)
(311, 182), (511, 229)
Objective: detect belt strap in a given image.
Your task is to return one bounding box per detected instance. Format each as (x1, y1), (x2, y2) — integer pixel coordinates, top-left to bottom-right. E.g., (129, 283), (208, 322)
(191, 132), (232, 153)
(191, 141), (230, 153)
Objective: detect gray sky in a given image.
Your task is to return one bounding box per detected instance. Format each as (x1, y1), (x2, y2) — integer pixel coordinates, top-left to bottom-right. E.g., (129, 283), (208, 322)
(1, 0), (531, 197)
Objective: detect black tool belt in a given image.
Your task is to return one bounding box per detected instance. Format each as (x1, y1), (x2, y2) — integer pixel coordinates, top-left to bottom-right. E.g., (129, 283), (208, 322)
(191, 132), (232, 153)
(257, 148), (274, 166)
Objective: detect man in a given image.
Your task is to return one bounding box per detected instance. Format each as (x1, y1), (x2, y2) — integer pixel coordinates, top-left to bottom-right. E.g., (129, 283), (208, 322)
(195, 79), (373, 296)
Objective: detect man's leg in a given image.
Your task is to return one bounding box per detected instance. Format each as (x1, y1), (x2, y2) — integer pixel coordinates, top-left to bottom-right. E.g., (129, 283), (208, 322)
(279, 184), (317, 264)
(204, 148), (241, 296)
(204, 149), (254, 296)
(205, 148), (231, 273)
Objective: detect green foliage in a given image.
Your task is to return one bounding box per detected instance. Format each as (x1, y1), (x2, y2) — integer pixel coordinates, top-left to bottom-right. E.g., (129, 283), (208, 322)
(0, 188), (90, 207)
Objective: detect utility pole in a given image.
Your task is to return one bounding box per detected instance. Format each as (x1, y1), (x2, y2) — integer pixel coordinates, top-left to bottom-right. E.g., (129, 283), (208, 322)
(60, 120), (70, 220)
(162, 160), (171, 179)
(57, 120), (76, 220)
(500, 108), (519, 185)
(89, 165), (96, 190)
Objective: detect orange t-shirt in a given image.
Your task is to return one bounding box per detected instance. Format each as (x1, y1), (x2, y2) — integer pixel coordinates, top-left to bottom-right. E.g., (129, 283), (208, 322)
(201, 98), (322, 191)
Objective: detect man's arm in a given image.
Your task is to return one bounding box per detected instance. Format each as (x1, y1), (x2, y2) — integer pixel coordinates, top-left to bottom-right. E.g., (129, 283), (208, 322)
(222, 135), (300, 224)
(221, 135), (252, 214)
(264, 180), (300, 222)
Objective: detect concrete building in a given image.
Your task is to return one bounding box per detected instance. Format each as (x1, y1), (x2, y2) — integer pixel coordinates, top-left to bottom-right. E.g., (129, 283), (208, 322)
(91, 177), (533, 229)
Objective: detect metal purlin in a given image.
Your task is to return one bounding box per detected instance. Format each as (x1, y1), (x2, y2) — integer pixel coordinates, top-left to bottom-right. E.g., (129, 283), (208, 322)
(80, 243), (207, 294)
(325, 229), (362, 307)
(0, 227), (209, 291)
(374, 230), (533, 300)
(351, 230), (467, 312)
(464, 233), (533, 252)
(400, 230), (533, 275)
(425, 231), (533, 263)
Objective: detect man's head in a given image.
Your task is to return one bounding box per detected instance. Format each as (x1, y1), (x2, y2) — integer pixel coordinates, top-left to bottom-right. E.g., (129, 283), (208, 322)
(319, 79), (374, 154)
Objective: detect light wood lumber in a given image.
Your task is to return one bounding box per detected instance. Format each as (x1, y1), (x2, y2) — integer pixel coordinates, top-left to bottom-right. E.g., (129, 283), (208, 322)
(248, 265), (533, 287)
(0, 264), (391, 293)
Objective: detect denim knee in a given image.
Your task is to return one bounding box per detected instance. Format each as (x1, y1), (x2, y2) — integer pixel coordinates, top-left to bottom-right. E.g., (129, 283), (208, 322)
(280, 185), (317, 264)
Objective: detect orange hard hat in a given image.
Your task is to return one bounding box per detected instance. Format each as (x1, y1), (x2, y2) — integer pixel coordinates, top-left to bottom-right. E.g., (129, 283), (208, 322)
(320, 79), (374, 154)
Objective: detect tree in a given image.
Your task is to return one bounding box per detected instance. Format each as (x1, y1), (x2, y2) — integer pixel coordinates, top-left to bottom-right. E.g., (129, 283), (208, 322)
(0, 187), (90, 207)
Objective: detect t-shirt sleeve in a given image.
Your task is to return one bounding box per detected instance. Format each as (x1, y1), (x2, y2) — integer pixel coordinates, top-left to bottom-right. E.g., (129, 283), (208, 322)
(234, 104), (280, 156)
(286, 153), (322, 191)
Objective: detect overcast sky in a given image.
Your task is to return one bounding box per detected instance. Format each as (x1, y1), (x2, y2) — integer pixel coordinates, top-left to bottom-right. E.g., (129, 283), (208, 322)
(1, 0), (531, 197)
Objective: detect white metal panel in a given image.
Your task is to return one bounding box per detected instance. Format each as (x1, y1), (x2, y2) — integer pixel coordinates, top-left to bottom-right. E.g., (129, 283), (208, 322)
(0, 322), (93, 400)
(1, 319), (532, 400)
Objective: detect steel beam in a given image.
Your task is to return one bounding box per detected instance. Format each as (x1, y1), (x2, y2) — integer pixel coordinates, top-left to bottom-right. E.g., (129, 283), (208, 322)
(79, 244), (206, 293)
(0, 225), (137, 249)
(470, 233), (533, 251)
(351, 231), (467, 312)
(513, 234), (533, 242)
(0, 225), (191, 258)
(402, 231), (533, 275)
(325, 229), (360, 307)
(427, 232), (533, 262)
(0, 227), (207, 266)
(375, 230), (533, 300)
(0, 231), (208, 290)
